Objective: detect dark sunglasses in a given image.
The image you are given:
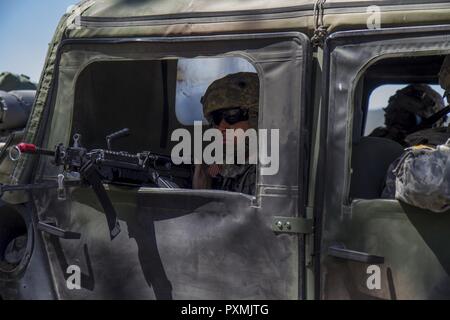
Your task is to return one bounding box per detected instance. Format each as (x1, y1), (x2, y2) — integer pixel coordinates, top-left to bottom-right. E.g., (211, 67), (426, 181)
(207, 107), (249, 126)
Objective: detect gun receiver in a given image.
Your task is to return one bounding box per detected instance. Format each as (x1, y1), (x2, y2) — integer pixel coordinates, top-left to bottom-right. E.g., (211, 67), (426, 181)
(5, 129), (178, 240)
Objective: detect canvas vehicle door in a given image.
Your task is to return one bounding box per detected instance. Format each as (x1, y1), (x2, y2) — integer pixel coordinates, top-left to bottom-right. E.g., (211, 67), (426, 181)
(33, 32), (311, 299)
(317, 27), (450, 300)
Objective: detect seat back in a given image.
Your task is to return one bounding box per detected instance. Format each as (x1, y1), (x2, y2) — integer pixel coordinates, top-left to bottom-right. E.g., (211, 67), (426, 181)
(350, 136), (404, 199)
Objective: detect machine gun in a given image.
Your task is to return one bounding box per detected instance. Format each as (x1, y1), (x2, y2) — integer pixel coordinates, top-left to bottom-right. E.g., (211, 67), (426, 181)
(2, 128), (178, 240)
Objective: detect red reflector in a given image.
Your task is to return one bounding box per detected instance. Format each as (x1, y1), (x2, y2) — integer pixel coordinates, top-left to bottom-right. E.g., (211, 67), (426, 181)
(17, 143), (37, 153)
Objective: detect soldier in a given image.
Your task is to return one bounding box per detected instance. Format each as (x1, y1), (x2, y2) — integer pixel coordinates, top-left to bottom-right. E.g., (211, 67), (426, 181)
(382, 56), (450, 199)
(369, 84), (445, 146)
(192, 72), (259, 195)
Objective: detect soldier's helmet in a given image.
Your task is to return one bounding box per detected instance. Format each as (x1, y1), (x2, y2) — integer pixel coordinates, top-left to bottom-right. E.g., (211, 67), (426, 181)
(201, 72), (259, 127)
(384, 84), (445, 131)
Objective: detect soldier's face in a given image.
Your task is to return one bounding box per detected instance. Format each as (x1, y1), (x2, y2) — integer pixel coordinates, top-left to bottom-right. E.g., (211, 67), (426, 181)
(215, 119), (251, 144)
(385, 108), (420, 132)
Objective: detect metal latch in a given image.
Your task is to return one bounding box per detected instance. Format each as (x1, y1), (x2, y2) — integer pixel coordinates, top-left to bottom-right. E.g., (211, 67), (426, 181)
(272, 216), (313, 234)
(57, 174), (66, 200)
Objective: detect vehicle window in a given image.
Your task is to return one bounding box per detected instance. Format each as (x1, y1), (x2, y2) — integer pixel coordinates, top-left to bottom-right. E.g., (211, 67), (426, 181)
(350, 54), (448, 201)
(365, 84), (446, 136)
(175, 57), (256, 125)
(67, 56), (260, 195)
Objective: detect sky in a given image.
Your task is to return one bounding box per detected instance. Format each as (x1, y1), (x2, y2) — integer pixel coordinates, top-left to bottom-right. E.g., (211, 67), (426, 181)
(0, 0), (77, 82)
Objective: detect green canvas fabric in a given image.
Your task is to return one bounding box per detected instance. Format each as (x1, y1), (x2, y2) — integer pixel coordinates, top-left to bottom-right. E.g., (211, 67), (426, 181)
(345, 200), (450, 299)
(83, 0), (314, 17)
(66, 0), (450, 39)
(80, 0), (428, 18)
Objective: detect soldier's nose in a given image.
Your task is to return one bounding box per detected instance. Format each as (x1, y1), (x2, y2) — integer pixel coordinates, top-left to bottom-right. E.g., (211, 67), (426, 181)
(218, 119), (230, 131)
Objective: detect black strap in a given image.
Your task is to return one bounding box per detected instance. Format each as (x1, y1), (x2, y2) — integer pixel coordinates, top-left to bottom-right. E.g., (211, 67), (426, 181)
(80, 161), (121, 240)
(159, 60), (169, 149)
(0, 180), (58, 195)
(412, 105), (450, 132)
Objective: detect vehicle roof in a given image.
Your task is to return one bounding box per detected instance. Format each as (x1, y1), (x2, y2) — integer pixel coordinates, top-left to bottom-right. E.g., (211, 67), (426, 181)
(83, 0), (365, 17)
(68, 0), (450, 38)
(82, 0), (445, 17)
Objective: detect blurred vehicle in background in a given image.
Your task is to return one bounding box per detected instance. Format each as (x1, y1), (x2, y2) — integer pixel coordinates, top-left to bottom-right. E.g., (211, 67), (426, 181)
(0, 73), (36, 147)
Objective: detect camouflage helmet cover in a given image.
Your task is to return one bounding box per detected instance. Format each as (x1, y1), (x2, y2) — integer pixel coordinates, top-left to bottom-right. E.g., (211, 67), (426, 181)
(201, 72), (259, 125)
(386, 84), (444, 117)
(394, 144), (450, 212)
(384, 84), (445, 128)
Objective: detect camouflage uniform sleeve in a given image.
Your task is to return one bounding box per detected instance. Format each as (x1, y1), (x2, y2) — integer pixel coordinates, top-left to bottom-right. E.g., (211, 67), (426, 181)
(216, 164), (256, 195)
(236, 165), (256, 195)
(381, 157), (401, 199)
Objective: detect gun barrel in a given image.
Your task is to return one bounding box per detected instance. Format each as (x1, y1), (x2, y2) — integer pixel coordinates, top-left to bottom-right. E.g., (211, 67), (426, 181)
(16, 143), (55, 155)
(9, 143), (55, 161)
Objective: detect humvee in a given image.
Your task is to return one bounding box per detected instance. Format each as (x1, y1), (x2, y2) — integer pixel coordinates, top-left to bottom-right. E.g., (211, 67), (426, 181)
(0, 0), (449, 300)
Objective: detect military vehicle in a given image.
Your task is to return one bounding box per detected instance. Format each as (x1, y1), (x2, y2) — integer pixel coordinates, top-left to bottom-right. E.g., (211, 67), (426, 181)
(0, 74), (36, 186)
(0, 73), (37, 92)
(0, 0), (450, 300)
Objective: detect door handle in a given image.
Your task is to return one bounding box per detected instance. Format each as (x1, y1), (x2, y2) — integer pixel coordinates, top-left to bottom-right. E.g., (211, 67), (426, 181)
(38, 220), (81, 240)
(328, 244), (384, 264)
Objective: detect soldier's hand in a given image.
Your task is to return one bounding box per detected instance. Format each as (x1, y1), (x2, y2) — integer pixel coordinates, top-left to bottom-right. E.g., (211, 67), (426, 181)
(192, 164), (212, 189)
(207, 164), (222, 177)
